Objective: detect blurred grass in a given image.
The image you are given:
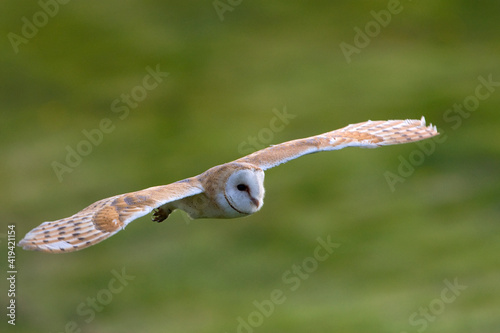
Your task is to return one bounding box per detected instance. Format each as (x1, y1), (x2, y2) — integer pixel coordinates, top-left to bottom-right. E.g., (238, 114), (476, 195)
(1, 1), (499, 332)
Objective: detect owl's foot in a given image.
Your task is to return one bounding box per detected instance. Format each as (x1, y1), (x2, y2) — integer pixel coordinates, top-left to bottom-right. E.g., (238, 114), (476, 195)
(152, 207), (172, 223)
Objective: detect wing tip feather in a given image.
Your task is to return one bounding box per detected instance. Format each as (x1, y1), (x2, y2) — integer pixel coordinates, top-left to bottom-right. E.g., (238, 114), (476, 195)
(418, 115), (439, 135)
(403, 116), (439, 136)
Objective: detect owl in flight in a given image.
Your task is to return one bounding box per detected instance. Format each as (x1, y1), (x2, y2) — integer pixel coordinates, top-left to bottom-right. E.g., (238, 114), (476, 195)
(19, 117), (438, 253)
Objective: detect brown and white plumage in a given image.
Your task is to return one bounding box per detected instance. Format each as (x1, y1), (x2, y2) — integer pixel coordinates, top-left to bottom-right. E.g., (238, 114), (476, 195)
(19, 117), (438, 253)
(19, 180), (203, 252)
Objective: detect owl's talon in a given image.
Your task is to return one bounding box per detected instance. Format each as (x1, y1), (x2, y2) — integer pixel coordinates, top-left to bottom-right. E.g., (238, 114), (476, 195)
(152, 208), (170, 223)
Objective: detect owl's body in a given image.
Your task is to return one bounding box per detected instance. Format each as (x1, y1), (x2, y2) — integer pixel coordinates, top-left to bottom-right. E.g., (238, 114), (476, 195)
(19, 117), (438, 253)
(159, 162), (265, 220)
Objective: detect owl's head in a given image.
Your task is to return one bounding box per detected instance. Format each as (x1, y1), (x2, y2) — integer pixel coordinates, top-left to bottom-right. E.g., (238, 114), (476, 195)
(224, 167), (265, 217)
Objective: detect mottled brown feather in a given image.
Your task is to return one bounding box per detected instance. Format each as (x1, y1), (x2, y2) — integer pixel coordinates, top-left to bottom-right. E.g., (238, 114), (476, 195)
(18, 179), (203, 253)
(236, 117), (438, 170)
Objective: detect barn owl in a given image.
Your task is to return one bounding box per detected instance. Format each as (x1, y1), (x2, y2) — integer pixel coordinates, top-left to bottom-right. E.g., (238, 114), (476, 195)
(19, 117), (438, 253)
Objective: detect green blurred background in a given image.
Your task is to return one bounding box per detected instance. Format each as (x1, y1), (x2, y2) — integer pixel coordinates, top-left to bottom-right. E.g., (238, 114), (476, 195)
(1, 1), (499, 332)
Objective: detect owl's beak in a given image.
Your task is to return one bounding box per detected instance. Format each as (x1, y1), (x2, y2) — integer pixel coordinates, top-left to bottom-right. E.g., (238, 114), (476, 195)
(250, 197), (260, 208)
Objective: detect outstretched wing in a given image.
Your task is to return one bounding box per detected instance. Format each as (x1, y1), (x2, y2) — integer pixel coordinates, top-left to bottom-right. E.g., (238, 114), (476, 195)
(18, 178), (203, 253)
(235, 117), (439, 170)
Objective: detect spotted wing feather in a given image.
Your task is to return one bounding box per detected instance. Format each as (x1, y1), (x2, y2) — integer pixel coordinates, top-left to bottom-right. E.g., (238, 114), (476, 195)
(18, 179), (203, 253)
(236, 117), (439, 170)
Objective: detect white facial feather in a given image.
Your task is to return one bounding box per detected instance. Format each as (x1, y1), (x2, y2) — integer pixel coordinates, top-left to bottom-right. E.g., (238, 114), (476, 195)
(223, 169), (265, 217)
(18, 117), (438, 253)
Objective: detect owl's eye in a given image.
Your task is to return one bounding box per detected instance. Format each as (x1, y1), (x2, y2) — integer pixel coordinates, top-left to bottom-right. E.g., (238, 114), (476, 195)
(237, 184), (248, 191)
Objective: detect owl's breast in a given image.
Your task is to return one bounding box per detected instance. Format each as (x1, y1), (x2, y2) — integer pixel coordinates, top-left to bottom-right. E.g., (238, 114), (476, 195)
(173, 192), (248, 219)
